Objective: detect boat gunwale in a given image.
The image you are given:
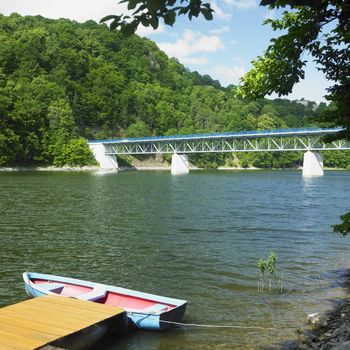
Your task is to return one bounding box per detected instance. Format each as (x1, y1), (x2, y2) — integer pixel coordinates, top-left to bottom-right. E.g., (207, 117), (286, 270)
(23, 272), (187, 312)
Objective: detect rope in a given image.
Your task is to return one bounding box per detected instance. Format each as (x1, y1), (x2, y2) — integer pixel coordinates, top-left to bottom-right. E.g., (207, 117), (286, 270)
(159, 320), (274, 330)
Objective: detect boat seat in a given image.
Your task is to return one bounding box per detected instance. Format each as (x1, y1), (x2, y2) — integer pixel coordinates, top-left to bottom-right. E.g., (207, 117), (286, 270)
(142, 304), (168, 315)
(79, 286), (106, 301)
(38, 283), (65, 293)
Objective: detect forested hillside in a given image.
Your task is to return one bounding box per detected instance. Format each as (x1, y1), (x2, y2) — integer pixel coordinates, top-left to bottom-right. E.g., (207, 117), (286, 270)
(0, 14), (347, 168)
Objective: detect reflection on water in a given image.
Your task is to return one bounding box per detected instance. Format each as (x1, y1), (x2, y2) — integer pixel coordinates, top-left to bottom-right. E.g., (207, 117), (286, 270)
(1, 170), (350, 349)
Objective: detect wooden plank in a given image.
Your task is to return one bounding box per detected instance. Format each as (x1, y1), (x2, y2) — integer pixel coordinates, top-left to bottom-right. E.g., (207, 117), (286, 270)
(0, 329), (42, 349)
(0, 336), (32, 350)
(33, 296), (121, 317)
(0, 297), (122, 327)
(2, 303), (109, 324)
(0, 314), (74, 335)
(38, 295), (123, 315)
(0, 296), (125, 349)
(0, 321), (58, 343)
(0, 307), (90, 330)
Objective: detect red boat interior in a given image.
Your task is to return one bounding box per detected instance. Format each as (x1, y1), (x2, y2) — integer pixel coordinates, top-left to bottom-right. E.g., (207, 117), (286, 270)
(33, 279), (175, 312)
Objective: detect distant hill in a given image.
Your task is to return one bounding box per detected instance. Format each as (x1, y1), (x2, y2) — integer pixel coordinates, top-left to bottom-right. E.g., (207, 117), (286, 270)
(0, 13), (330, 167)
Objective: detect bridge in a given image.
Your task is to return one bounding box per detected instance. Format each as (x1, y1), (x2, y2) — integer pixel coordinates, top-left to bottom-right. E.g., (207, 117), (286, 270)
(88, 127), (350, 176)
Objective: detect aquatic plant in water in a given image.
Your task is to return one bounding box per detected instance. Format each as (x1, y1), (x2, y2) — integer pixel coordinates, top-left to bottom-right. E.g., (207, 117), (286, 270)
(257, 252), (283, 293)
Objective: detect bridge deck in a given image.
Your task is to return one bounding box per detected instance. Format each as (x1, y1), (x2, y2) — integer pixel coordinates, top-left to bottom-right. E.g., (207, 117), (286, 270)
(0, 295), (125, 349)
(88, 127), (343, 145)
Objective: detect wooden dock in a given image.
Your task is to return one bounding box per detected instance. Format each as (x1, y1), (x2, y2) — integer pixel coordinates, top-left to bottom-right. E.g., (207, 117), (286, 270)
(0, 295), (126, 350)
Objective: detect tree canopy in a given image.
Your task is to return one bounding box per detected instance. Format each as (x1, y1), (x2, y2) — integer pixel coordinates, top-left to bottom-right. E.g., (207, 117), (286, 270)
(238, 0), (349, 140)
(102, 1), (349, 138)
(100, 0), (214, 35)
(1, 13), (327, 169)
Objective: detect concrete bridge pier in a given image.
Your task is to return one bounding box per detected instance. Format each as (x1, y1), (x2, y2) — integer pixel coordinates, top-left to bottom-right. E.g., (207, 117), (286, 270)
(302, 151), (324, 177)
(171, 153), (189, 175)
(89, 143), (118, 170)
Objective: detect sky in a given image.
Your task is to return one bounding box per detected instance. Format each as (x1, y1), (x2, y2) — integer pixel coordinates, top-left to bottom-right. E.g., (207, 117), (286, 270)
(0, 0), (330, 103)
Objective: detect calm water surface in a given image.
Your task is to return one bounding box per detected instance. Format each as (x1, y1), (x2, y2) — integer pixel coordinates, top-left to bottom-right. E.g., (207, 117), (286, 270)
(1, 170), (350, 349)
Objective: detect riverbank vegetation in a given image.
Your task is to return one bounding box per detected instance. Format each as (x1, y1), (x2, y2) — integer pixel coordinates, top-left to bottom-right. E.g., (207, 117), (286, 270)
(1, 14), (349, 169)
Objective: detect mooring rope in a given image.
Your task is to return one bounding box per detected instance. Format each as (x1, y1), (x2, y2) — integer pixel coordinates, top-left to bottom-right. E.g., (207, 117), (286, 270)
(159, 320), (274, 330)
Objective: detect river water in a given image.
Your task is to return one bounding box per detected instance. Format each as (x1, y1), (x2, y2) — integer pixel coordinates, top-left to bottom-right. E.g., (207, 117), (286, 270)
(1, 170), (350, 349)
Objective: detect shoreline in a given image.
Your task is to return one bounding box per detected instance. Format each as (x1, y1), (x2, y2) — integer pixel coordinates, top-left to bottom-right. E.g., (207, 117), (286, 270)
(297, 299), (350, 349)
(287, 270), (350, 350)
(0, 166), (348, 172)
(0, 166), (102, 172)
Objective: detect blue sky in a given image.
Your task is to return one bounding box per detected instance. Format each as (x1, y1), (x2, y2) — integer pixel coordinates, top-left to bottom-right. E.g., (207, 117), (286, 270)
(1, 0), (330, 103)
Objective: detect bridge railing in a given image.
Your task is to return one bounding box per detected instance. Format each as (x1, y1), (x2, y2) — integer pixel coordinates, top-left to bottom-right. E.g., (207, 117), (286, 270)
(87, 127), (350, 155)
(88, 127), (344, 145)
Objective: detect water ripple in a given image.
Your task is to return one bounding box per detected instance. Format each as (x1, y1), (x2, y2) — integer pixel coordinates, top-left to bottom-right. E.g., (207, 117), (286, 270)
(1, 170), (350, 349)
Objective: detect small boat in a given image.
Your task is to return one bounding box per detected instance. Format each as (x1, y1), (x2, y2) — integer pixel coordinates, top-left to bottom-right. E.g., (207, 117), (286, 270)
(23, 272), (187, 331)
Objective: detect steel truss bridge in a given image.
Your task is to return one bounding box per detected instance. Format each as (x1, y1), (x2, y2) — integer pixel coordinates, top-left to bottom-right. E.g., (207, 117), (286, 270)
(89, 128), (350, 155)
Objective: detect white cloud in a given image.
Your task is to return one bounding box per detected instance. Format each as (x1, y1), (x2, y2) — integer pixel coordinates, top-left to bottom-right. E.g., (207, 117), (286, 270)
(231, 57), (245, 66)
(211, 1), (232, 21)
(1, 0), (162, 37)
(210, 64), (246, 85)
(157, 29), (224, 64)
(136, 23), (165, 36)
(210, 26), (230, 34)
(223, 0), (257, 10)
(181, 56), (209, 65)
(0, 0), (129, 23)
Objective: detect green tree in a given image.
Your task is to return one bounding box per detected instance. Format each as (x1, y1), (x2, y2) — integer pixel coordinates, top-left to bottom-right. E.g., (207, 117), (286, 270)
(237, 1), (349, 140)
(257, 114), (276, 130)
(53, 138), (97, 167)
(104, 1), (348, 138)
(333, 213), (350, 236)
(46, 98), (78, 164)
(124, 120), (151, 138)
(323, 150), (350, 169)
(0, 12), (343, 183)
(100, 0), (214, 35)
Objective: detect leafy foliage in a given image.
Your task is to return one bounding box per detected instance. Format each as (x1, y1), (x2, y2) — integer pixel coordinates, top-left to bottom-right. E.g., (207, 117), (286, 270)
(124, 120), (151, 137)
(258, 258), (267, 275)
(0, 14), (327, 168)
(53, 138), (98, 167)
(333, 212), (350, 236)
(238, 1), (350, 139)
(100, 0), (213, 35)
(102, 1), (349, 141)
(257, 252), (282, 293)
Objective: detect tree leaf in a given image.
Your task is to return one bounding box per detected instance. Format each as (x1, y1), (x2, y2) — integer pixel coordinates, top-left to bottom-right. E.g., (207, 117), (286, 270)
(100, 15), (118, 23)
(147, 0), (164, 13)
(121, 22), (138, 36)
(140, 17), (150, 27)
(164, 11), (176, 26)
(110, 19), (121, 30)
(127, 0), (140, 10)
(149, 15), (159, 29)
(201, 8), (213, 21)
